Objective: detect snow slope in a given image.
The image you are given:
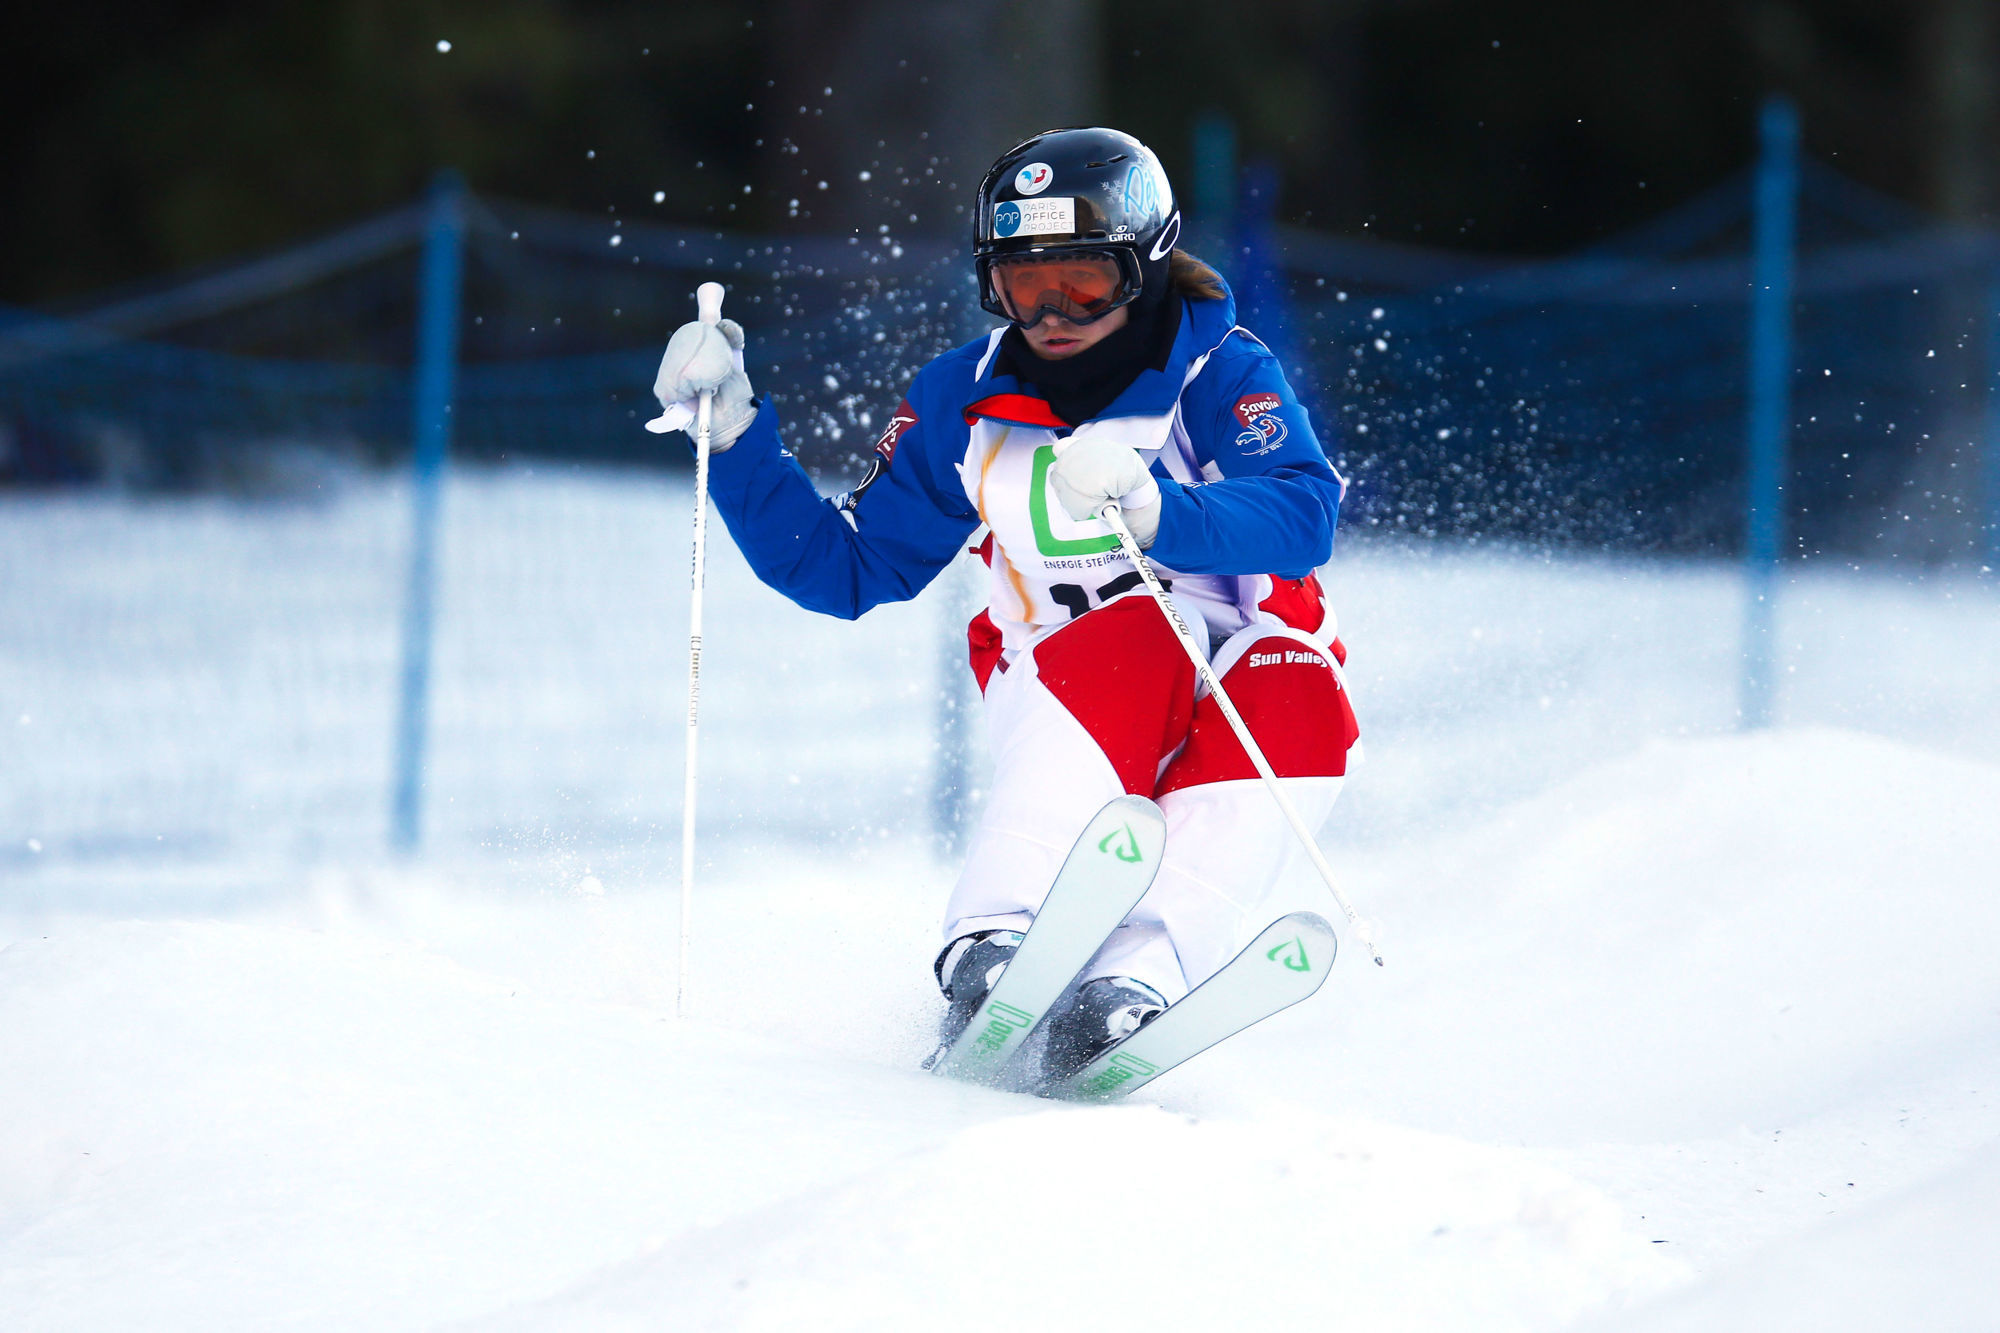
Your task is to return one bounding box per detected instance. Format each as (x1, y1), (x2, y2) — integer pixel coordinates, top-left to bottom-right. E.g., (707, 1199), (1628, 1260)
(0, 915), (1684, 1331)
(4, 474), (1998, 1329)
(1577, 1139), (2000, 1333)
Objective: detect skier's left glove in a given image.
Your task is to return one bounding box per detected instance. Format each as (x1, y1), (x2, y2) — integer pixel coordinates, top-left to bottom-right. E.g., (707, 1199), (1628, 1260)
(1051, 437), (1162, 547)
(646, 317), (757, 450)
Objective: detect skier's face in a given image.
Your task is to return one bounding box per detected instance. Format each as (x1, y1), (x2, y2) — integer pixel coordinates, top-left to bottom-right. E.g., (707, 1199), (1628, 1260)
(1019, 304), (1129, 360)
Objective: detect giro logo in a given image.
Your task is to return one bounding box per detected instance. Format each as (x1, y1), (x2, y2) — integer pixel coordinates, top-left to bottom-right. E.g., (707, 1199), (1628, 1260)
(1148, 210), (1182, 261)
(1014, 162), (1054, 195)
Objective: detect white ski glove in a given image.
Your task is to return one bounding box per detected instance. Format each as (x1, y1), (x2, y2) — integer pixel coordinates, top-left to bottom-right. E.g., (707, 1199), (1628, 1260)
(1050, 436), (1162, 548)
(646, 317), (757, 449)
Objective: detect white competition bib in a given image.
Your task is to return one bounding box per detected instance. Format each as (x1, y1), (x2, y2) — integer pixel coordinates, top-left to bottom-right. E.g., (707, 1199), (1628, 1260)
(950, 327), (1324, 657)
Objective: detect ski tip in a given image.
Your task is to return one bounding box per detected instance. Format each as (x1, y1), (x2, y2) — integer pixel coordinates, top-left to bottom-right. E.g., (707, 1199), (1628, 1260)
(1085, 794), (1168, 869)
(1102, 792), (1166, 826)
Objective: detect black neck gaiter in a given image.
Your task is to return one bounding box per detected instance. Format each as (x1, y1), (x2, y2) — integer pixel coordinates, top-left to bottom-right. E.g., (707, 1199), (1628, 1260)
(1000, 289), (1182, 427)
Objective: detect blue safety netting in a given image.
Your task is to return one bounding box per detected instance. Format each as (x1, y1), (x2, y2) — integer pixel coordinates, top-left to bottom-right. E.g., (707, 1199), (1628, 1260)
(4, 161), (1994, 556)
(1241, 160), (1996, 555)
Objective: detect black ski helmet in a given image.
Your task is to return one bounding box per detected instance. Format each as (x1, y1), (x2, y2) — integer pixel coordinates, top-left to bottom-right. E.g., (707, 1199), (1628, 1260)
(973, 127), (1182, 325)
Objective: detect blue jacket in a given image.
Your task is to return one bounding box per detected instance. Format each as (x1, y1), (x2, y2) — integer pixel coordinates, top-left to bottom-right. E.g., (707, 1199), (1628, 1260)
(705, 283), (1343, 621)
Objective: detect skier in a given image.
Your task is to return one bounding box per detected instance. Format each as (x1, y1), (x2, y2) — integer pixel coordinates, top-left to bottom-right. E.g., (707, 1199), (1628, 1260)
(649, 127), (1360, 1083)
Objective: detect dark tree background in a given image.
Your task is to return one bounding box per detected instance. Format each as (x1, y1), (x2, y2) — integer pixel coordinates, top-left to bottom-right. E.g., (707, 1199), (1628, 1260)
(5, 0), (1996, 306)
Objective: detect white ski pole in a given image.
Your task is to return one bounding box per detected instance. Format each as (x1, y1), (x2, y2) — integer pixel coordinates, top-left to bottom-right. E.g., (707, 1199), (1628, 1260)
(678, 280), (725, 1018)
(1098, 503), (1384, 966)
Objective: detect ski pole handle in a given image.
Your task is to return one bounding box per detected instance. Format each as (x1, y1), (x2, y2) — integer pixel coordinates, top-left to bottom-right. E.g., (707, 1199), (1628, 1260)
(693, 281), (723, 448)
(1098, 503), (1384, 966)
(697, 280), (725, 327)
(680, 281), (726, 1019)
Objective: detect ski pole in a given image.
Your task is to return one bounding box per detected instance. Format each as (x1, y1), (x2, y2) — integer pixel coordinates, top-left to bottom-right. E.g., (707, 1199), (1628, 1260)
(1098, 503), (1384, 966)
(678, 280), (725, 1018)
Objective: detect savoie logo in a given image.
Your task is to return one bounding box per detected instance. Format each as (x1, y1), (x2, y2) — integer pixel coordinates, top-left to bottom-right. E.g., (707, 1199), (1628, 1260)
(993, 201), (1023, 237)
(1233, 394), (1283, 427)
(1233, 394), (1289, 455)
(1014, 162), (1054, 195)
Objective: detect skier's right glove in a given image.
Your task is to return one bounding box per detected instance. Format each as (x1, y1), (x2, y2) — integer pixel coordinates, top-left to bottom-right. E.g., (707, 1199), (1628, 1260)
(646, 317), (757, 450)
(1050, 436), (1162, 547)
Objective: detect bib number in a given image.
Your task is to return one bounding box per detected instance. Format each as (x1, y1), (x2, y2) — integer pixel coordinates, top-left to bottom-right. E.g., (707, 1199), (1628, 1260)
(1049, 569), (1167, 621)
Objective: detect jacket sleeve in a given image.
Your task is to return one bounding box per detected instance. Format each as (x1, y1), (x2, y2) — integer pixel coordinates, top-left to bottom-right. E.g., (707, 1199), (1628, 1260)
(704, 392), (979, 621)
(1143, 340), (1344, 580)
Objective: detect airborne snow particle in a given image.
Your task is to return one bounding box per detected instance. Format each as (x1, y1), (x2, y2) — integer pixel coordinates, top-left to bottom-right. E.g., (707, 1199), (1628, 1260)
(653, 191), (665, 204)
(435, 39), (452, 53)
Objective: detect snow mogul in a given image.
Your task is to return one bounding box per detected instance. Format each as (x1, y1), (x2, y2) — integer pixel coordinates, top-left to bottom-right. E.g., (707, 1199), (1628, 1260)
(649, 127), (1360, 1087)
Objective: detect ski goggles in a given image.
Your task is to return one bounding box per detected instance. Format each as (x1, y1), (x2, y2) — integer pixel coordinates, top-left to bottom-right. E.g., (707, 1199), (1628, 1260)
(981, 248), (1142, 326)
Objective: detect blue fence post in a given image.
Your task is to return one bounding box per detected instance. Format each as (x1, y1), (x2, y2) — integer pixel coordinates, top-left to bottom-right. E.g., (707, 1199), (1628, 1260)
(1235, 159), (1295, 371)
(1191, 111), (1238, 258)
(1987, 267), (2000, 572)
(391, 171), (466, 854)
(1741, 98), (1799, 730)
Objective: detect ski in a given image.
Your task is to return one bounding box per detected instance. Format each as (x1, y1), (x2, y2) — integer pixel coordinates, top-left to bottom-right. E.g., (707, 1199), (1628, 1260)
(1046, 910), (1338, 1102)
(930, 794), (1166, 1086)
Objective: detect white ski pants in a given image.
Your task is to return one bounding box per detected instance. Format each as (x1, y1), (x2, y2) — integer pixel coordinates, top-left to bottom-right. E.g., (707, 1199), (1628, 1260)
(944, 591), (1359, 1002)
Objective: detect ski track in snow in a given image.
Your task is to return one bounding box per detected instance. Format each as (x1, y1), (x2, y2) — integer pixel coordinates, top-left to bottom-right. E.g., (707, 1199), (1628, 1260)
(3, 472), (1998, 1330)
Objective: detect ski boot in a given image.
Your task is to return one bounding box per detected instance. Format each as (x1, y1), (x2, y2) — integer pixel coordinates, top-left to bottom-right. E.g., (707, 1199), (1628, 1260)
(1035, 976), (1167, 1089)
(921, 929), (1024, 1069)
